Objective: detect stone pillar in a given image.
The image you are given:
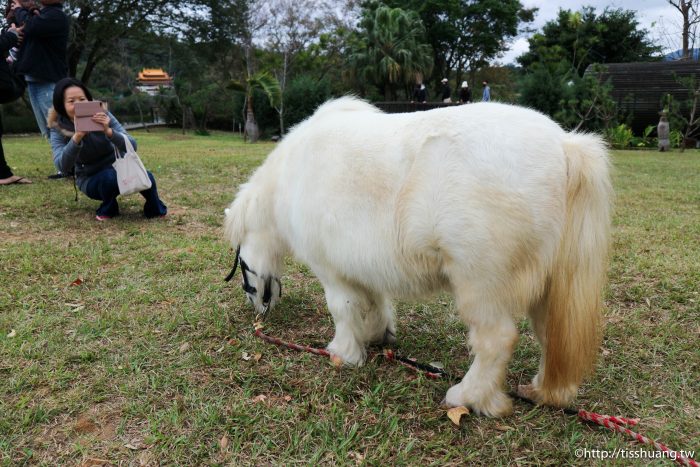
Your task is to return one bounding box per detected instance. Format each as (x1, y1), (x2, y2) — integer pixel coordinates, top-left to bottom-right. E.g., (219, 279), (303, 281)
(658, 111), (670, 152)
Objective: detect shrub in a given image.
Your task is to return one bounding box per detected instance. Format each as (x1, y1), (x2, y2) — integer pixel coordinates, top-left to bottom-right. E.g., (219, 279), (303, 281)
(605, 123), (633, 149)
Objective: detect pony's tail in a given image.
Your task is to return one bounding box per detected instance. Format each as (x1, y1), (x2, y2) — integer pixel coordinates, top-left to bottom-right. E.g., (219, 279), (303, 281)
(540, 132), (613, 407)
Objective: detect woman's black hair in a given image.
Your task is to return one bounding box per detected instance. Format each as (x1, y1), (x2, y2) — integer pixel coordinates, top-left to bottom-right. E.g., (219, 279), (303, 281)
(52, 77), (93, 118)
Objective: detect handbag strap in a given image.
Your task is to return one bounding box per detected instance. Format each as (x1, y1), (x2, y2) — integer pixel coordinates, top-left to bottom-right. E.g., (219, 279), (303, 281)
(119, 132), (136, 154)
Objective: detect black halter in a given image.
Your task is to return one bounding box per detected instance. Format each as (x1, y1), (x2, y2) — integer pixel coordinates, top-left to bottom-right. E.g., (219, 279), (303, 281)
(224, 246), (282, 308)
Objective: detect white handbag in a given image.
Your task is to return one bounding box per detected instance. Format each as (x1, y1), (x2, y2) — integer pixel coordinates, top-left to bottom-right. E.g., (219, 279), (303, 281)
(112, 133), (152, 196)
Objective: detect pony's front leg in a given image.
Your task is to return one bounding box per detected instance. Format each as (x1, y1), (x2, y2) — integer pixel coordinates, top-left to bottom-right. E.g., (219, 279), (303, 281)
(323, 283), (386, 366)
(444, 295), (519, 417)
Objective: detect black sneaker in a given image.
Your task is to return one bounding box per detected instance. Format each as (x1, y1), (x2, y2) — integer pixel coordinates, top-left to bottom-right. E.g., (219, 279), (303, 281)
(48, 173), (71, 179)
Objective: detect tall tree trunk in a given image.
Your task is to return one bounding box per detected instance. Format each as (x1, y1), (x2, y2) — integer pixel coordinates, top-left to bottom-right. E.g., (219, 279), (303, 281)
(245, 96), (259, 142)
(67, 5), (92, 77)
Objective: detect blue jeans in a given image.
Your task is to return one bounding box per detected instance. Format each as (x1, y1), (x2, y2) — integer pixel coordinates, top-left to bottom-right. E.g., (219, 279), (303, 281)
(27, 81), (55, 139)
(82, 167), (167, 218)
(27, 81), (59, 171)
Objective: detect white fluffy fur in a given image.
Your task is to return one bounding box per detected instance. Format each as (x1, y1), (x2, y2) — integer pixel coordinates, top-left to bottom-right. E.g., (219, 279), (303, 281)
(224, 97), (612, 417)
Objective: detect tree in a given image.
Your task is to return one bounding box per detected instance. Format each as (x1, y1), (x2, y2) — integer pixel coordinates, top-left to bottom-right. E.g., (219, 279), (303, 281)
(254, 0), (340, 134)
(381, 0), (535, 89)
(348, 4), (433, 100)
(518, 7), (660, 75)
(64, 0), (248, 84)
(229, 71), (282, 142)
(668, 0), (700, 58)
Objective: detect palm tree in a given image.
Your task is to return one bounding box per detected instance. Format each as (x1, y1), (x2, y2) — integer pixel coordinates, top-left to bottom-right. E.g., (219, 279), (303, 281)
(349, 5), (433, 100)
(229, 72), (282, 142)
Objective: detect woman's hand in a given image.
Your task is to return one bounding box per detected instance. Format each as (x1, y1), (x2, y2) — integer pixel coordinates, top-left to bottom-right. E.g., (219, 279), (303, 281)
(91, 112), (113, 138)
(72, 131), (87, 144)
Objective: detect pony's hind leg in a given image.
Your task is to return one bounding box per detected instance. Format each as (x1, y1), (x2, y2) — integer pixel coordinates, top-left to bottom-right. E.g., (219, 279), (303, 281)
(444, 290), (519, 417)
(323, 282), (389, 366)
(367, 295), (396, 346)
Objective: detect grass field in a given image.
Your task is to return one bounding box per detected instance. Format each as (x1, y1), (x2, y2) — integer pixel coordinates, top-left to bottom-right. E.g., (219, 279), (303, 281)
(1, 129), (698, 466)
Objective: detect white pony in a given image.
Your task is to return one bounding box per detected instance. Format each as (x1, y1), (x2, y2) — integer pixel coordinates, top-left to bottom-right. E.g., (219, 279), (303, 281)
(224, 97), (612, 417)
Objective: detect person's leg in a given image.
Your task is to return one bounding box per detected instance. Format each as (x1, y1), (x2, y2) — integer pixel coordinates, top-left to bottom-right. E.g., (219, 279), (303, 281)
(82, 168), (120, 218)
(0, 113), (12, 179)
(27, 81), (64, 175)
(0, 114), (31, 185)
(141, 171), (167, 218)
(26, 81), (55, 139)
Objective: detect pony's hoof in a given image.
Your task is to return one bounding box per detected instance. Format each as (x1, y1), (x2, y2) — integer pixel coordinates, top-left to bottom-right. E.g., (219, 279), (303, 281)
(444, 384), (513, 417)
(327, 339), (366, 367)
(517, 384), (540, 402)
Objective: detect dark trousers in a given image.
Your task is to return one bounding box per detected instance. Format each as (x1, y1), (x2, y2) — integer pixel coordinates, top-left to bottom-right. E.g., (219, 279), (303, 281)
(0, 114), (12, 179)
(82, 166), (167, 218)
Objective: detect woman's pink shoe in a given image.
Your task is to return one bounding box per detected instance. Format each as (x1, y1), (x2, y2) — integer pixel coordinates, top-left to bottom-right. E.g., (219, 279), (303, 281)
(95, 215), (111, 221)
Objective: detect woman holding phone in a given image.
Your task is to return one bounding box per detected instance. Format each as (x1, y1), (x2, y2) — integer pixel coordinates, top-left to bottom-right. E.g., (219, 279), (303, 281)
(48, 77), (167, 221)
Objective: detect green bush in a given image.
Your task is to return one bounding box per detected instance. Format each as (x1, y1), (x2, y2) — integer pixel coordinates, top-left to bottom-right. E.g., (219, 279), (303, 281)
(605, 123), (633, 149)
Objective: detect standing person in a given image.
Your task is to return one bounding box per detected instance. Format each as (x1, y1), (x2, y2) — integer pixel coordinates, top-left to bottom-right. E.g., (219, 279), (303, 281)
(49, 78), (167, 221)
(11, 0), (69, 178)
(412, 82), (427, 103)
(0, 22), (31, 185)
(482, 80), (491, 102)
(458, 81), (471, 104)
(440, 78), (451, 103)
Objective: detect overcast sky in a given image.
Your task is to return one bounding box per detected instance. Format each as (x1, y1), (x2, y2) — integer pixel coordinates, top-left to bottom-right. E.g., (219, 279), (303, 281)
(498, 0), (686, 64)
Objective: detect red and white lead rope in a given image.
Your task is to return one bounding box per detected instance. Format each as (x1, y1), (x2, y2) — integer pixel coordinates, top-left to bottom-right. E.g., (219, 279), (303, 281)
(578, 410), (698, 467)
(252, 325), (697, 467)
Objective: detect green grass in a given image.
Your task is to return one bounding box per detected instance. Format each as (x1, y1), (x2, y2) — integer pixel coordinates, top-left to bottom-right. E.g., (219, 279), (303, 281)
(1, 131), (698, 465)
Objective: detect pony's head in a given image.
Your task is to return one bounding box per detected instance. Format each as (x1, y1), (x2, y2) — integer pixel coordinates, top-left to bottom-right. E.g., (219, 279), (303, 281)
(224, 181), (284, 317)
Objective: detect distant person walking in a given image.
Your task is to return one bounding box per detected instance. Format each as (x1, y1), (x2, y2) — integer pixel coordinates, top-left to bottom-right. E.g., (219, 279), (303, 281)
(10, 0), (69, 178)
(482, 81), (491, 102)
(459, 81), (471, 104)
(412, 83), (427, 103)
(440, 78), (451, 103)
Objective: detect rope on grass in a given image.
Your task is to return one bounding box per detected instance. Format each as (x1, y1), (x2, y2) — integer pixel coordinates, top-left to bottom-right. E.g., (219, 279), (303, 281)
(578, 410), (698, 467)
(251, 324), (698, 467)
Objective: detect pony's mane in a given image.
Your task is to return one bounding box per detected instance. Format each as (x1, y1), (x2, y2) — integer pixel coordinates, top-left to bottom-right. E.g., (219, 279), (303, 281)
(310, 96), (382, 120)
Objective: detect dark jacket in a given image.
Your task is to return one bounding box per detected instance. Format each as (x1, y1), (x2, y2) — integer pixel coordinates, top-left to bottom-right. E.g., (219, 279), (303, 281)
(441, 83), (451, 100)
(459, 87), (472, 103)
(48, 108), (136, 191)
(0, 29), (22, 103)
(14, 4), (69, 82)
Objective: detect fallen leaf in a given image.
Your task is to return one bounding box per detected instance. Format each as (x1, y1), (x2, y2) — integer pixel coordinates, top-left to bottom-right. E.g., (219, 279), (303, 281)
(242, 352), (251, 361)
(124, 443), (140, 450)
(349, 451), (365, 463)
(220, 435), (230, 452)
(70, 277), (83, 286)
(227, 338), (238, 346)
(330, 354), (344, 367)
(7, 329), (16, 338)
(447, 406), (470, 426)
(283, 395), (292, 402)
(179, 342), (190, 353)
(253, 353), (262, 362)
(251, 394), (267, 404)
(216, 345), (225, 353)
